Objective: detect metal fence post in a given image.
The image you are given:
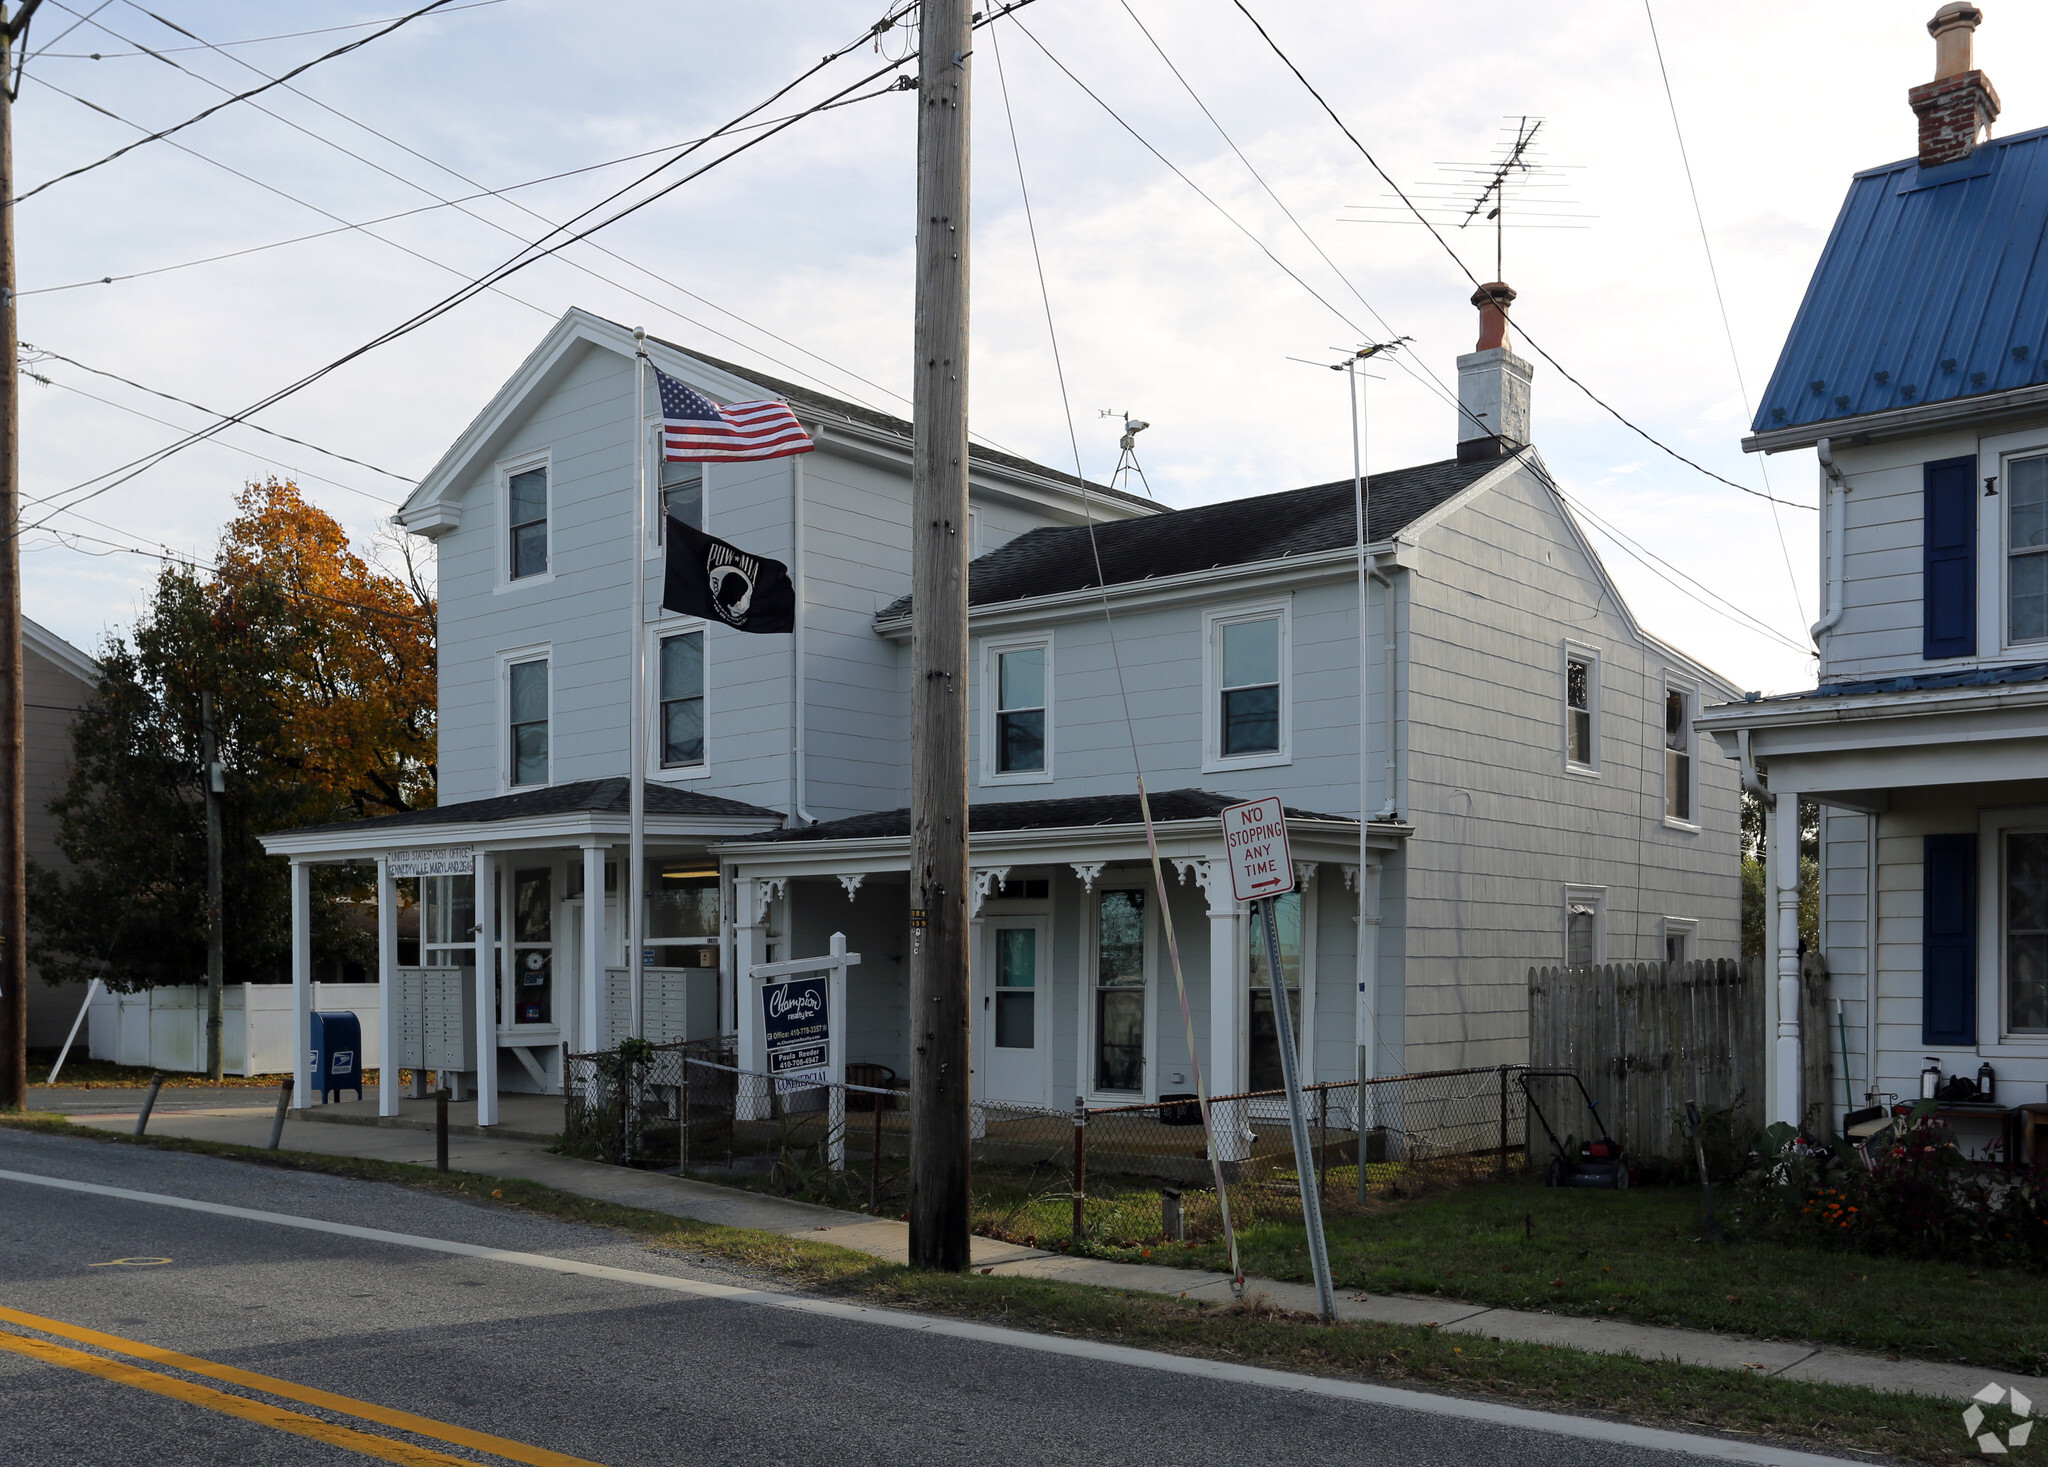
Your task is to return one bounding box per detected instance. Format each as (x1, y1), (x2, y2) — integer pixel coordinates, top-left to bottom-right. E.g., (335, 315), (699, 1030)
(681, 1058), (692, 1173)
(435, 1088), (450, 1172)
(1071, 1095), (1087, 1248)
(1317, 1085), (1329, 1200)
(1497, 1065), (1509, 1180)
(871, 1090), (885, 1212)
(267, 1076), (293, 1150)
(133, 1073), (164, 1136)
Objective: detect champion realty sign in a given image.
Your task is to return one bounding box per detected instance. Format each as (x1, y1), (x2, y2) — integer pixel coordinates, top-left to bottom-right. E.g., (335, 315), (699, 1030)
(1221, 796), (1295, 904)
(761, 975), (831, 1087)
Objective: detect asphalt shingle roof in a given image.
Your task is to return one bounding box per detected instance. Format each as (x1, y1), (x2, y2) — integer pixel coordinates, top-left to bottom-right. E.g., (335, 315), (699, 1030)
(877, 455), (1501, 620)
(737, 788), (1356, 844)
(1743, 660), (2048, 705)
(283, 778), (783, 838)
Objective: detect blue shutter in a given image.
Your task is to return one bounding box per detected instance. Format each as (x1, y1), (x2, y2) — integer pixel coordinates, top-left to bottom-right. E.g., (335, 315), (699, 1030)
(1921, 833), (1977, 1046)
(1923, 455), (1977, 659)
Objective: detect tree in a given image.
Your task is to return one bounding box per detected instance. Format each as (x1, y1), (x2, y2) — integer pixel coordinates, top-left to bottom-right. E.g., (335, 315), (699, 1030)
(1740, 790), (1819, 959)
(28, 480), (435, 992)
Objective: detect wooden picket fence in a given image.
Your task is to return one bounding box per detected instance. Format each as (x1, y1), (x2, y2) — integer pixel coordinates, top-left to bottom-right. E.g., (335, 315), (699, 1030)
(1526, 958), (1764, 1161)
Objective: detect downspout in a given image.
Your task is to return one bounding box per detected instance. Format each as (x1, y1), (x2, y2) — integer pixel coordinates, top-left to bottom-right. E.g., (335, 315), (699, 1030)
(1810, 437), (1848, 647)
(1373, 560), (1399, 820)
(792, 453), (817, 825)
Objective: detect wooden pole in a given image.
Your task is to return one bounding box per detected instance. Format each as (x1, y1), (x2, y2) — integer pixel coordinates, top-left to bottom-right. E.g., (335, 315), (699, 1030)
(907, 0), (973, 1273)
(202, 692), (224, 1081)
(0, 3), (33, 1112)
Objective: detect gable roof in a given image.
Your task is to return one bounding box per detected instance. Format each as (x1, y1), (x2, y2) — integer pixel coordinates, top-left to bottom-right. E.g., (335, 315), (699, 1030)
(1750, 124), (2048, 447)
(734, 788), (1355, 844)
(23, 617), (97, 686)
(878, 454), (1499, 618)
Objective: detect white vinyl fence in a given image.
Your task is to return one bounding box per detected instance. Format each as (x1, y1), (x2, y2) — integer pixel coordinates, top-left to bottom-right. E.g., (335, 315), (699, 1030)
(88, 983), (381, 1076)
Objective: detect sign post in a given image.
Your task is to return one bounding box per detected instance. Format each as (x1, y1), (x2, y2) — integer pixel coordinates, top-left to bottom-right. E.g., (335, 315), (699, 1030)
(750, 932), (860, 1169)
(1221, 796), (1336, 1323)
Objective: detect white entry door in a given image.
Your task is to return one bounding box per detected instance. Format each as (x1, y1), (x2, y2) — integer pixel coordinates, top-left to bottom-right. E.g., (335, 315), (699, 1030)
(980, 917), (1048, 1107)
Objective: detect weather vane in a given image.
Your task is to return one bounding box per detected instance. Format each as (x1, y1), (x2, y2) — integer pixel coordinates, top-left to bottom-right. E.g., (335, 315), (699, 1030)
(1099, 410), (1153, 497)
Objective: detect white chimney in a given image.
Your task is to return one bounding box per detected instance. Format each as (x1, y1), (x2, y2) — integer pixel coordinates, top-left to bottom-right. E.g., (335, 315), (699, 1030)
(1456, 282), (1532, 463)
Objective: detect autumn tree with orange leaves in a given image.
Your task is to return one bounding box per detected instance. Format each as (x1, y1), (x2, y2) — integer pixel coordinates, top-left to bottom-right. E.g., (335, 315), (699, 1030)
(31, 481), (436, 990)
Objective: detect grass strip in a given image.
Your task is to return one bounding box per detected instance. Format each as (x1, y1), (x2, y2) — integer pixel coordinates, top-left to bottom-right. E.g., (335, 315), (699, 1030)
(0, 1111), (1985, 1463)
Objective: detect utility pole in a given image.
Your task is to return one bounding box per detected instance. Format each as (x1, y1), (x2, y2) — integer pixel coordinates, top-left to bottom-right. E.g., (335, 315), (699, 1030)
(201, 692), (224, 1081)
(0, 0), (42, 1113)
(907, 0), (972, 1272)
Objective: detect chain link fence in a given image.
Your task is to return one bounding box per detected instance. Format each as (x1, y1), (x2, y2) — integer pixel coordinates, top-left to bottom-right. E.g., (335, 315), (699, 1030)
(564, 1042), (1525, 1248)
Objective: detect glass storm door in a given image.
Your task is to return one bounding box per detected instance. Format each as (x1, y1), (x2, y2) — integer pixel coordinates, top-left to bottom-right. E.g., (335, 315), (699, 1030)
(1094, 889), (1147, 1094)
(981, 919), (1047, 1106)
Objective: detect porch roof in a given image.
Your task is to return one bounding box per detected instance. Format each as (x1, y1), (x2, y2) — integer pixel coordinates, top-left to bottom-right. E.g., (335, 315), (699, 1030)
(258, 777), (784, 860)
(739, 788), (1353, 843)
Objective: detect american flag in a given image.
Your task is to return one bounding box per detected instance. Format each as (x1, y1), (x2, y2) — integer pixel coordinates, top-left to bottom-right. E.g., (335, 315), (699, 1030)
(655, 365), (814, 462)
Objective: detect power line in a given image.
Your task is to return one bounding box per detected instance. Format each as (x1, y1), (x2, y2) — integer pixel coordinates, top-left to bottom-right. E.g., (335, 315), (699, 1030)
(15, 0), (464, 203)
(1226, 0), (1814, 514)
(29, 0), (505, 59)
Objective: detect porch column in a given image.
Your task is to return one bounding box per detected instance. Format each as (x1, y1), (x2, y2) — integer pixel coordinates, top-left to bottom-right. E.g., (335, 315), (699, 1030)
(1203, 863), (1250, 1162)
(581, 843), (606, 1053)
(290, 859), (312, 1111)
(376, 855), (398, 1117)
(1355, 858), (1383, 1131)
(1771, 795), (1802, 1128)
(734, 875), (769, 1118)
(476, 850), (499, 1127)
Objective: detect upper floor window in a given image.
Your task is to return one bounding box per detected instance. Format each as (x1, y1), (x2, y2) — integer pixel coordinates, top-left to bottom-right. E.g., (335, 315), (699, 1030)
(1663, 684), (1695, 825)
(1205, 605), (1288, 769)
(1564, 644), (1598, 773)
(1565, 887), (1604, 966)
(659, 630), (705, 768)
(508, 656), (549, 787)
(508, 465), (548, 580)
(660, 458), (703, 538)
(2008, 453), (2048, 644)
(995, 643), (1047, 776)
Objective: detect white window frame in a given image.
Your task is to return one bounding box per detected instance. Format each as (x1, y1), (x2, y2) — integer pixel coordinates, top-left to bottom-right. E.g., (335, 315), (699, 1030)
(1660, 675), (1700, 832)
(500, 644), (552, 792)
(1080, 881), (1156, 1102)
(648, 617), (711, 781)
(496, 450), (553, 591)
(1202, 600), (1292, 774)
(1659, 916), (1698, 966)
(1562, 639), (1601, 777)
(1564, 885), (1606, 967)
(1244, 878), (1319, 1098)
(980, 634), (1053, 785)
(646, 424), (710, 556)
(1975, 805), (2048, 1050)
(1971, 426), (2048, 658)
(967, 507), (984, 559)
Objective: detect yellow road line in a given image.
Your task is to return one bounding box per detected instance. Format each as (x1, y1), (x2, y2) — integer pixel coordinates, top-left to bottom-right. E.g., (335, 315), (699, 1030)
(0, 1329), (479, 1467)
(0, 1306), (608, 1467)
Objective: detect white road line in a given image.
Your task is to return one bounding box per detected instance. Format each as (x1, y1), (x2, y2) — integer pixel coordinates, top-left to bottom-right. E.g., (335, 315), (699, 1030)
(0, 1166), (1855, 1466)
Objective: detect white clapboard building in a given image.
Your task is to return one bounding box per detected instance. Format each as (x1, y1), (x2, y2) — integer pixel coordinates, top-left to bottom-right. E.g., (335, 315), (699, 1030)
(261, 292), (1740, 1119)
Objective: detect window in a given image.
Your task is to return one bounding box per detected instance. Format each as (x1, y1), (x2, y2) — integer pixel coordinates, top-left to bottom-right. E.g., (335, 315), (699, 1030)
(1661, 917), (1697, 966)
(647, 864), (720, 969)
(511, 868), (552, 1024)
(659, 630), (705, 768)
(994, 927), (1037, 1048)
(996, 645), (1046, 774)
(1205, 605), (1289, 769)
(1565, 887), (1604, 966)
(1663, 685), (1694, 824)
(660, 457), (703, 538)
(1564, 646), (1598, 772)
(421, 875), (475, 968)
(1247, 891), (1303, 1093)
(508, 465), (548, 580)
(1094, 889), (1146, 1092)
(508, 657), (549, 787)
(2006, 832), (2048, 1035)
(2009, 454), (2048, 644)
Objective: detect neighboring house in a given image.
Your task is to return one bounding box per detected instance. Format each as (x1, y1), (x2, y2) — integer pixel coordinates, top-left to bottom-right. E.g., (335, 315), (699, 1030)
(262, 294), (1741, 1118)
(1701, 6), (2047, 1132)
(23, 616), (97, 1048)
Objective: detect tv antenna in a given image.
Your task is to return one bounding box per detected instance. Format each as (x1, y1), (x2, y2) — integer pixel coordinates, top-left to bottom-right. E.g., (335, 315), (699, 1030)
(1099, 410), (1154, 498)
(1341, 116), (1591, 281)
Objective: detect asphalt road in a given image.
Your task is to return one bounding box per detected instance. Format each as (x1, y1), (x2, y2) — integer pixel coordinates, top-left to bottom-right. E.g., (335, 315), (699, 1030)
(0, 1129), (1856, 1467)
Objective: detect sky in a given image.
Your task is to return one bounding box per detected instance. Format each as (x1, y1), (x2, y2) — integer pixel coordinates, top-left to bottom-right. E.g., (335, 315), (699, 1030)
(12, 0), (2045, 696)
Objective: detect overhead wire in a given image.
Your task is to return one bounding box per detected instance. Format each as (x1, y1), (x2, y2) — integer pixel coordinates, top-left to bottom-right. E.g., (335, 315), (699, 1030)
(29, 0), (505, 59)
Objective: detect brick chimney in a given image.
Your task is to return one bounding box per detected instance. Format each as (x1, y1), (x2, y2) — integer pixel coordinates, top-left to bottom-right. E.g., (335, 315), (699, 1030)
(1457, 283), (1532, 463)
(1909, 4), (1999, 169)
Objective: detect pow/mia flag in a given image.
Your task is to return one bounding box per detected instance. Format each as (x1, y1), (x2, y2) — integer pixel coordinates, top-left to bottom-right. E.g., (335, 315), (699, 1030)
(661, 516), (796, 634)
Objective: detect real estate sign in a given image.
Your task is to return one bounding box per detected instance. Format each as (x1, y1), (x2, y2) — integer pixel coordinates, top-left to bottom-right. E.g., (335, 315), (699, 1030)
(1220, 796), (1294, 904)
(760, 974), (830, 1087)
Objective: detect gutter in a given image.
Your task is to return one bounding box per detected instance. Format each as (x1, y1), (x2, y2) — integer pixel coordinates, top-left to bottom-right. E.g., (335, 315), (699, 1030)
(1809, 437), (1849, 647)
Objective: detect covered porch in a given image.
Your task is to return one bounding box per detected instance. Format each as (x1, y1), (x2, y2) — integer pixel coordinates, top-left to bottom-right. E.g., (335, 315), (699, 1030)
(258, 776), (783, 1126)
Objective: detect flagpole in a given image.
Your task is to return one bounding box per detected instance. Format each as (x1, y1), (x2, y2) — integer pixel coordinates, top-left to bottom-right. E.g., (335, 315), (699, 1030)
(629, 328), (650, 1041)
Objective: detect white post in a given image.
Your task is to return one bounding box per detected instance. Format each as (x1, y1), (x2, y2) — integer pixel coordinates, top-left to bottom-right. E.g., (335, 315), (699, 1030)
(629, 333), (650, 1040)
(376, 856), (398, 1117)
(1771, 794), (1802, 1127)
(475, 851), (499, 1126)
(828, 930), (847, 1171)
(1356, 859), (1383, 1119)
(290, 859), (312, 1110)
(581, 843), (606, 1053)
(734, 875), (768, 1119)
(1204, 868), (1250, 1162)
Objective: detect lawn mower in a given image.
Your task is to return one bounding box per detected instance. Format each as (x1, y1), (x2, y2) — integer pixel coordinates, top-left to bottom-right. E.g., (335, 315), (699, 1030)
(1519, 1068), (1631, 1189)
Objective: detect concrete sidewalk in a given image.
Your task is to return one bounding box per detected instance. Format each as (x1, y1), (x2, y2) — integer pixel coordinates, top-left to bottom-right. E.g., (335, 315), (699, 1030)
(34, 1085), (2040, 1405)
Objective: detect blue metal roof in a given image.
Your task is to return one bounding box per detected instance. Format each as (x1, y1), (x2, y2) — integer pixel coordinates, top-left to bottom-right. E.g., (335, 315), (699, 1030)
(1753, 124), (2048, 437)
(1748, 659), (2048, 704)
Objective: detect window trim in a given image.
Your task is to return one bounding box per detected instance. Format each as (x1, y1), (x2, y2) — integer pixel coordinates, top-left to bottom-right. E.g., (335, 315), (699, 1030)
(980, 634), (1054, 786)
(1080, 882), (1155, 1102)
(1564, 884), (1606, 967)
(1976, 428), (2048, 654)
(1202, 600), (1292, 774)
(648, 617), (711, 781)
(499, 644), (552, 792)
(1659, 916), (1698, 966)
(496, 450), (553, 591)
(1974, 806), (2048, 1050)
(1661, 676), (1700, 832)
(1562, 639), (1601, 777)
(646, 423), (709, 556)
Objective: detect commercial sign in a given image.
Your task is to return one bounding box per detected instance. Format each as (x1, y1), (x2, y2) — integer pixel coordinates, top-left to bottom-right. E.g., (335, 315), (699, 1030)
(388, 846), (475, 879)
(1220, 796), (1295, 904)
(760, 974), (830, 1087)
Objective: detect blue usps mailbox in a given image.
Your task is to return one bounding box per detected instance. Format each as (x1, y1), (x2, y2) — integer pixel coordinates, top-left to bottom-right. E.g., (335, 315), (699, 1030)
(309, 1011), (364, 1104)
